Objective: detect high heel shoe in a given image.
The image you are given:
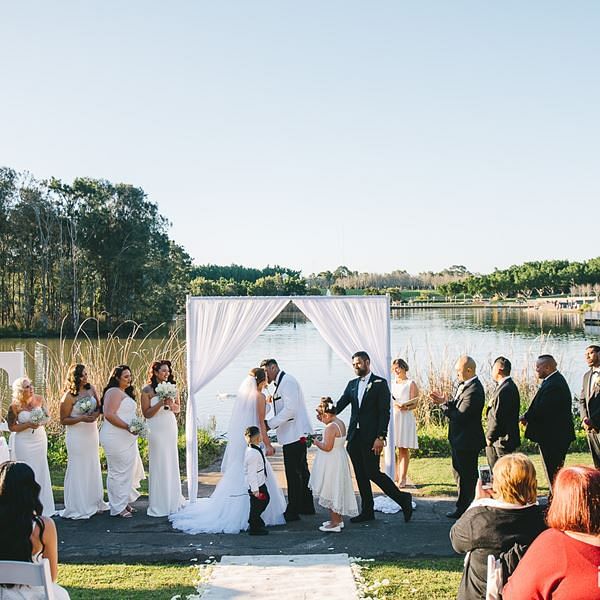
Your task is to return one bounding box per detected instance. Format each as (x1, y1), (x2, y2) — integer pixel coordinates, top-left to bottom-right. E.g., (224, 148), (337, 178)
(319, 523), (342, 533)
(322, 520), (344, 529)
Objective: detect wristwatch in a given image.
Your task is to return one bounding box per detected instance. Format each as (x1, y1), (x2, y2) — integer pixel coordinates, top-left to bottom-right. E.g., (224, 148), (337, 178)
(377, 435), (386, 441)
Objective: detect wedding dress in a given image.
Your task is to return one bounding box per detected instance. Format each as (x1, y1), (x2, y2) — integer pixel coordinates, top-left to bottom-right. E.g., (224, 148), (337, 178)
(169, 376), (286, 534)
(60, 395), (109, 519)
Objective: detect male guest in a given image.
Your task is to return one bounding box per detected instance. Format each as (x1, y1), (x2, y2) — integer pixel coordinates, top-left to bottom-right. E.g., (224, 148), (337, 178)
(579, 344), (600, 468)
(430, 355), (486, 519)
(262, 358), (315, 521)
(335, 351), (413, 523)
(485, 356), (521, 469)
(522, 354), (575, 492)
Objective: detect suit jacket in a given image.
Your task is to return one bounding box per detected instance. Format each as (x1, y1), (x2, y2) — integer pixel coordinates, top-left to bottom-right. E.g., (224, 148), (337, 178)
(486, 377), (521, 452)
(524, 371), (575, 446)
(336, 372), (390, 444)
(443, 377), (486, 453)
(580, 369), (600, 430)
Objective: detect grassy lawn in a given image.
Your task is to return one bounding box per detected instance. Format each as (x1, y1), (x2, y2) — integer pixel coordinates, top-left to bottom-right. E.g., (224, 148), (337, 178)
(407, 452), (592, 497)
(362, 558), (464, 600)
(59, 564), (198, 600)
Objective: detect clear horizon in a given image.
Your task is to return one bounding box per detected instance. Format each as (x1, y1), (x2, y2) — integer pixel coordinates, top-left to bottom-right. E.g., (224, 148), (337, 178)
(2, 1), (598, 276)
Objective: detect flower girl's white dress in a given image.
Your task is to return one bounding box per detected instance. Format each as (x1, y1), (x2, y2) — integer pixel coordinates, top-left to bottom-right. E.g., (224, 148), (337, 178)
(309, 422), (358, 517)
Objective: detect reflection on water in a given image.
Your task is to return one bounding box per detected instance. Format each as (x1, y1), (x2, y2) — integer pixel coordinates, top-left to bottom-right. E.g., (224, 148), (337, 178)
(0, 308), (598, 434)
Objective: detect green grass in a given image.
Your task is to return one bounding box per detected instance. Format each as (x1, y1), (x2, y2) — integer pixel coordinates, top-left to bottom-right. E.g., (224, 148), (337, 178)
(408, 452), (593, 497)
(59, 564), (198, 599)
(361, 558), (464, 600)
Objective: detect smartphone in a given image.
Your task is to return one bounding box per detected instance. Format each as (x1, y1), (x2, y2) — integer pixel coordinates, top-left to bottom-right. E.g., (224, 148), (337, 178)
(478, 465), (493, 489)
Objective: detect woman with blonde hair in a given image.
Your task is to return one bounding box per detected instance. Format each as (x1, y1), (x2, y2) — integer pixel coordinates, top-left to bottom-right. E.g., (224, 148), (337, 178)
(6, 377), (55, 516)
(450, 453), (546, 600)
(59, 363), (108, 519)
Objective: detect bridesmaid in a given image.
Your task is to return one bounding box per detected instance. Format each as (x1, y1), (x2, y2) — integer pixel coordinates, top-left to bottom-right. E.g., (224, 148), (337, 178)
(6, 377), (55, 516)
(59, 364), (108, 519)
(141, 360), (185, 517)
(99, 365), (145, 518)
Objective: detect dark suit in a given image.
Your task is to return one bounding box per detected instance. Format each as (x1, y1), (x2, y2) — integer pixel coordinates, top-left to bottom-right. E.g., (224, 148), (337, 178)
(524, 371), (575, 490)
(442, 377), (486, 514)
(580, 369), (600, 468)
(485, 377), (521, 468)
(336, 372), (412, 517)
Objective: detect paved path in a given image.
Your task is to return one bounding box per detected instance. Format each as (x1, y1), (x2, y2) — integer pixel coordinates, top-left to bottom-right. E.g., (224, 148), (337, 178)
(55, 446), (458, 564)
(202, 554), (358, 599)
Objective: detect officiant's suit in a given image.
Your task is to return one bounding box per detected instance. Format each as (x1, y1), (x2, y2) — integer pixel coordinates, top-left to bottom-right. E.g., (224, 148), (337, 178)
(336, 372), (413, 521)
(580, 367), (600, 468)
(485, 376), (521, 468)
(442, 377), (486, 516)
(524, 371), (575, 490)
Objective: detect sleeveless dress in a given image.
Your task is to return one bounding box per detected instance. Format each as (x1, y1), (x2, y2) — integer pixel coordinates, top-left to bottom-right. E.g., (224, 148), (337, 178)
(146, 396), (185, 517)
(309, 422), (358, 517)
(9, 411), (55, 517)
(60, 396), (109, 519)
(99, 396), (145, 516)
(392, 379), (419, 449)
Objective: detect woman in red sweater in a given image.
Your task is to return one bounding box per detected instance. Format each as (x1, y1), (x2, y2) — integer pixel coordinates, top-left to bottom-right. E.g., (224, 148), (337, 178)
(503, 465), (600, 600)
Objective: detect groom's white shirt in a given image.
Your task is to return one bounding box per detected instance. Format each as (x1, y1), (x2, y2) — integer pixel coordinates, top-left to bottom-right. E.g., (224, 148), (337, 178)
(267, 371), (312, 445)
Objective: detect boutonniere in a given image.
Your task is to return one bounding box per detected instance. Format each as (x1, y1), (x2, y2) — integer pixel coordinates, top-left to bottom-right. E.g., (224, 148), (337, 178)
(366, 382), (373, 392)
(594, 378), (600, 394)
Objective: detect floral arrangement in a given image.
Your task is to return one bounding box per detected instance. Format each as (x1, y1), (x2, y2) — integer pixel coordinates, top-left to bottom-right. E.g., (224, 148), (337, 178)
(29, 407), (49, 426)
(128, 415), (148, 438)
(156, 381), (177, 410)
(74, 397), (96, 415)
(299, 434), (315, 448)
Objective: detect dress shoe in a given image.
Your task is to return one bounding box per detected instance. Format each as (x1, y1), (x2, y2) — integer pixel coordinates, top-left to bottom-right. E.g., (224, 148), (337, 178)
(350, 512), (375, 523)
(249, 528), (269, 536)
(284, 512), (300, 522)
(319, 523), (342, 533)
(401, 495), (413, 523)
(445, 510), (463, 519)
(322, 520), (345, 529)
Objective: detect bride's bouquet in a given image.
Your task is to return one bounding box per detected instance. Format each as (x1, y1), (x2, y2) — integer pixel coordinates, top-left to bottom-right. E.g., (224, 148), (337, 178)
(156, 381), (177, 410)
(74, 397), (96, 415)
(128, 415), (148, 438)
(29, 407), (50, 426)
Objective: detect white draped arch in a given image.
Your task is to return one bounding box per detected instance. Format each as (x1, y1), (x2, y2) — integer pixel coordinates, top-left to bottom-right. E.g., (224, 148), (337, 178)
(185, 295), (392, 500)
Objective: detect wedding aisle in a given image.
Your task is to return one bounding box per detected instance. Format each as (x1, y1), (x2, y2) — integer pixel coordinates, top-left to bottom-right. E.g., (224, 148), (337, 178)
(200, 554), (358, 599)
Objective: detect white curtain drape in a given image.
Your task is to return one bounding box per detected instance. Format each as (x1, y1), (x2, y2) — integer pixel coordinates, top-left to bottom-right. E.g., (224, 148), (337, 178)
(292, 296), (394, 475)
(185, 297), (290, 500)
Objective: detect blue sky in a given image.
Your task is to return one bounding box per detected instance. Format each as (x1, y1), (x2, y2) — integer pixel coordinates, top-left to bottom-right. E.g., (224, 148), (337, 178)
(1, 1), (598, 275)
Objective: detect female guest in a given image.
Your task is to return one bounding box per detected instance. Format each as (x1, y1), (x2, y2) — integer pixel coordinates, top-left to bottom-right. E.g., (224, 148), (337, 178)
(141, 360), (185, 517)
(503, 465), (600, 599)
(450, 453), (546, 600)
(6, 377), (55, 517)
(59, 364), (108, 519)
(99, 365), (145, 518)
(0, 462), (70, 599)
(391, 358), (419, 487)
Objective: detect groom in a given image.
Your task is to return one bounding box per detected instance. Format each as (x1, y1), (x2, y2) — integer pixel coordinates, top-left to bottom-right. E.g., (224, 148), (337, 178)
(336, 351), (413, 523)
(261, 358), (315, 521)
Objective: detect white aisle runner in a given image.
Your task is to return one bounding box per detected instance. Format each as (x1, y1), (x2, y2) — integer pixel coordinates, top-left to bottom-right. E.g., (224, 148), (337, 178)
(201, 554), (358, 599)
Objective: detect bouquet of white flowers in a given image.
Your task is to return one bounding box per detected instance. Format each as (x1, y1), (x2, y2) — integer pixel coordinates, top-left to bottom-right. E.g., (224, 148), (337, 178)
(128, 415), (148, 438)
(29, 407), (49, 426)
(74, 397), (96, 415)
(156, 381), (177, 410)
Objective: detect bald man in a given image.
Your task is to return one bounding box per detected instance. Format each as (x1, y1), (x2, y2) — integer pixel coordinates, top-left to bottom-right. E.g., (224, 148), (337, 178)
(430, 356), (486, 518)
(522, 354), (575, 492)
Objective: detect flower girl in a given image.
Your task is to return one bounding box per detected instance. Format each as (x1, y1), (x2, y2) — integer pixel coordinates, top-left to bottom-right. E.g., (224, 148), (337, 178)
(309, 397), (358, 532)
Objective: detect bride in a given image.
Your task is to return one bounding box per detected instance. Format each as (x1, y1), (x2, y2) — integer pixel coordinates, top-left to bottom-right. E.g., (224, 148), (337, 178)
(170, 367), (286, 534)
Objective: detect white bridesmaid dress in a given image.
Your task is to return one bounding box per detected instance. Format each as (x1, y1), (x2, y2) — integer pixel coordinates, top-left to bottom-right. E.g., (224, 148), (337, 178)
(146, 396), (185, 517)
(99, 396), (145, 516)
(392, 379), (419, 449)
(60, 396), (109, 519)
(9, 412), (55, 517)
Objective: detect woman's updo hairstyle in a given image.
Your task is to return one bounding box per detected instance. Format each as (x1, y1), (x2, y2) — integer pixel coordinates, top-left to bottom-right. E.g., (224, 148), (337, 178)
(392, 358), (409, 371)
(318, 396), (336, 415)
(249, 367), (266, 386)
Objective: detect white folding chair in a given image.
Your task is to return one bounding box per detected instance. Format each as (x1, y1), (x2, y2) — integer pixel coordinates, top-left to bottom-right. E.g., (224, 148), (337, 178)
(0, 558), (55, 600)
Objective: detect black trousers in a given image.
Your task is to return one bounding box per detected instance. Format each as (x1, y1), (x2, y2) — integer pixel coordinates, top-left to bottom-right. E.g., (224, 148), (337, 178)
(282, 440), (314, 516)
(485, 445), (511, 470)
(587, 431), (600, 469)
(248, 484), (270, 531)
(538, 441), (570, 493)
(347, 430), (411, 515)
(451, 447), (479, 514)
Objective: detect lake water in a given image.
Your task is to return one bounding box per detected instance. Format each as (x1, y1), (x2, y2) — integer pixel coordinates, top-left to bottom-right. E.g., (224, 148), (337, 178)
(1, 308), (598, 433)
